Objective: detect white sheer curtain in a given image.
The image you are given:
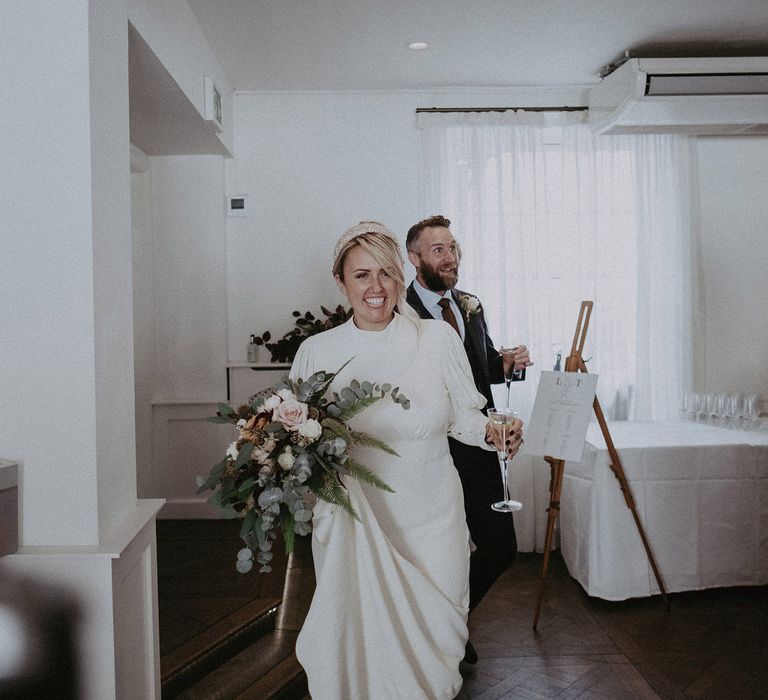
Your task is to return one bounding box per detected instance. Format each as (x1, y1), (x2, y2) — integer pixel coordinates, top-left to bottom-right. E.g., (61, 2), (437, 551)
(418, 110), (694, 551)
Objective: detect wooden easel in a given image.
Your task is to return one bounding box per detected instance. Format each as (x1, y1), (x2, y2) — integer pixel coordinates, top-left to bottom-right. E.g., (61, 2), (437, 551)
(532, 300), (669, 630)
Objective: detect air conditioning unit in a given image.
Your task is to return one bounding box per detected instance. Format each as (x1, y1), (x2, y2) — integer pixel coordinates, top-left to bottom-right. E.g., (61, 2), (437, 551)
(588, 57), (768, 135)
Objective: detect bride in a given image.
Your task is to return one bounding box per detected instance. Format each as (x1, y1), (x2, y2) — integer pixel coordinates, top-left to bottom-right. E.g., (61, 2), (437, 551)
(289, 221), (523, 699)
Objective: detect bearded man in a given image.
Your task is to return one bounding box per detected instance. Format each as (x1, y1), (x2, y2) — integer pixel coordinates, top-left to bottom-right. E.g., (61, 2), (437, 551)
(405, 215), (532, 664)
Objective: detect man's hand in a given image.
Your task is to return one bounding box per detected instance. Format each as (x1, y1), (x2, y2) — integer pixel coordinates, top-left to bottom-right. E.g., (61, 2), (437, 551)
(501, 345), (534, 376)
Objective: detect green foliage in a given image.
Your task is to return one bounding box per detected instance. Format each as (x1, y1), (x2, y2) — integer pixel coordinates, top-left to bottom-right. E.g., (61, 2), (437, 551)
(196, 359), (411, 575)
(254, 304), (351, 363)
(348, 430), (399, 456)
(311, 457), (358, 520)
(280, 512), (296, 554)
(341, 457), (395, 493)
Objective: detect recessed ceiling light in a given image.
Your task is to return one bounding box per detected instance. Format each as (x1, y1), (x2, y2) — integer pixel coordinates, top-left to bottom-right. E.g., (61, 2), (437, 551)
(408, 42), (429, 50)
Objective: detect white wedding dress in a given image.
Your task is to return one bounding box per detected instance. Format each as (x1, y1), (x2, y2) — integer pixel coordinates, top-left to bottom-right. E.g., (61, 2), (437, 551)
(289, 313), (493, 700)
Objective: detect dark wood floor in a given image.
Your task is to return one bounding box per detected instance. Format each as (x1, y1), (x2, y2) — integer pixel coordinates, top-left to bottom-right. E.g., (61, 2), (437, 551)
(157, 521), (768, 699)
(157, 519), (287, 659)
(460, 554), (768, 699)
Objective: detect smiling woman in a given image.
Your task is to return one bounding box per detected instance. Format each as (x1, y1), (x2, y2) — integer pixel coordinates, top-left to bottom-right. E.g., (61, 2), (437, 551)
(335, 247), (397, 330)
(287, 220), (523, 699)
(330, 221), (419, 330)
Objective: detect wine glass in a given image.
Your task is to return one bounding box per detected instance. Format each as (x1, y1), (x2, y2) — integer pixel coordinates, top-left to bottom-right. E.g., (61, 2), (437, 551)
(744, 394), (761, 430)
(706, 393), (719, 425)
(714, 392), (728, 426)
(681, 391), (694, 421)
(487, 408), (522, 513)
(500, 346), (525, 409)
(697, 392), (711, 422)
(724, 393), (742, 429)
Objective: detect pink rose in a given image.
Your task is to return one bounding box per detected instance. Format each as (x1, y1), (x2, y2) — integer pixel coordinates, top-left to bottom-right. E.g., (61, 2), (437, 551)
(273, 399), (308, 431)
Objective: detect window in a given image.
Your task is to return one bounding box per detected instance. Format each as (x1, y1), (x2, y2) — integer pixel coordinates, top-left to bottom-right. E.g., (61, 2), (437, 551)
(419, 112), (692, 421)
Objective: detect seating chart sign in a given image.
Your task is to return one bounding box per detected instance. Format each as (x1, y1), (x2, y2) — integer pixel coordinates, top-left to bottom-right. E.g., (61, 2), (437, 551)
(520, 371), (598, 462)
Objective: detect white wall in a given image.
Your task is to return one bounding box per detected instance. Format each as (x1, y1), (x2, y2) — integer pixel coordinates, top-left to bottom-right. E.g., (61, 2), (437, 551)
(227, 88), (587, 361)
(227, 90), (767, 407)
(148, 156), (228, 400)
(1, 0), (121, 546)
(132, 165), (155, 492)
(695, 137), (768, 399)
(91, 0), (139, 541)
(2, 2), (164, 697)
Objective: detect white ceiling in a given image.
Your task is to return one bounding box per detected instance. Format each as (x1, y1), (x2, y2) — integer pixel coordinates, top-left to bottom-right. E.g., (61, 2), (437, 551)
(186, 0), (768, 92)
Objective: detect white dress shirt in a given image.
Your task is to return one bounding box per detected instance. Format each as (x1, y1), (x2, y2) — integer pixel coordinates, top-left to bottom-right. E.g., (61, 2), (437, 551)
(412, 279), (466, 342)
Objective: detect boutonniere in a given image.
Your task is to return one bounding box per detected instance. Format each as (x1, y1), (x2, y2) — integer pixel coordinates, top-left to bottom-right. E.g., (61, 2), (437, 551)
(458, 293), (481, 319)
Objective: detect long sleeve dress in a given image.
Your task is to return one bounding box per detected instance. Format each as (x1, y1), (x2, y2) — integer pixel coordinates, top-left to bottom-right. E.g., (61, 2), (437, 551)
(289, 313), (495, 700)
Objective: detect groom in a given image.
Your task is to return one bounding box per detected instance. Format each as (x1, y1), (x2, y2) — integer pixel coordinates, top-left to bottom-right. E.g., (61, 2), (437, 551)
(405, 215), (530, 661)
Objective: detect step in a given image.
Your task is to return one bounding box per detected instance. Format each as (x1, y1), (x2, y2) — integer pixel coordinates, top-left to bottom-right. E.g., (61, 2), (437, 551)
(161, 597), (281, 698)
(174, 629), (306, 700)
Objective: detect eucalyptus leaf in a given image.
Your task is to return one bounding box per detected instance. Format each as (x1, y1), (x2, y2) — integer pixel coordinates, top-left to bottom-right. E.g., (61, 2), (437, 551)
(235, 442), (254, 469)
(239, 509), (257, 540)
(238, 477), (256, 493)
(236, 558), (253, 574)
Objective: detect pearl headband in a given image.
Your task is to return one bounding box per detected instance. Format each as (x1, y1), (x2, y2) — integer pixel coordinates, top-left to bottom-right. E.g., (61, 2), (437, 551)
(332, 221), (400, 268)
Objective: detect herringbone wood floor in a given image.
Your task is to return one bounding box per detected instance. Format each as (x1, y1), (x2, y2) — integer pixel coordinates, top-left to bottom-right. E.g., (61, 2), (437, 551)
(458, 553), (768, 699)
(157, 522), (768, 699)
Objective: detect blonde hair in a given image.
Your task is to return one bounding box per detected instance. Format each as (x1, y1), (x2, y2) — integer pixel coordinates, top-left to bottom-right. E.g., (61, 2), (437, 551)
(333, 224), (420, 326)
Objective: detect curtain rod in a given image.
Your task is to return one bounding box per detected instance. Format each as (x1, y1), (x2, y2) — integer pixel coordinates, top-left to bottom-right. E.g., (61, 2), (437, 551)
(415, 106), (588, 113)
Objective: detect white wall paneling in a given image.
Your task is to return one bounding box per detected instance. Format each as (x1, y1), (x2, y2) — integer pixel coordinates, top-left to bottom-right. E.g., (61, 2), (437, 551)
(112, 511), (162, 700)
(152, 363), (289, 518)
(152, 401), (232, 519)
(226, 364), (292, 406)
(5, 500), (163, 700)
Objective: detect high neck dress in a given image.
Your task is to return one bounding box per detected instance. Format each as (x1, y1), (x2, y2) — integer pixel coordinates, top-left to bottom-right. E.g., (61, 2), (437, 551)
(289, 313), (494, 700)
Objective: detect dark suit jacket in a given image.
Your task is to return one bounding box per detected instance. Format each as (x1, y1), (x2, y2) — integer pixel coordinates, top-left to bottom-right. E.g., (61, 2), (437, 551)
(405, 282), (506, 409)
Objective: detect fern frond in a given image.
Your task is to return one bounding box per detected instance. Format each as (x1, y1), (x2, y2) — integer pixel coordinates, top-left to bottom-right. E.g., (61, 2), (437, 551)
(349, 429), (399, 456)
(310, 473), (359, 521)
(320, 417), (354, 441)
(280, 513), (296, 554)
(341, 457), (395, 493)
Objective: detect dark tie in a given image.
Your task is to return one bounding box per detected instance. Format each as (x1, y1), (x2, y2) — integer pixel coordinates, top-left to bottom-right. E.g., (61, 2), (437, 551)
(437, 298), (461, 336)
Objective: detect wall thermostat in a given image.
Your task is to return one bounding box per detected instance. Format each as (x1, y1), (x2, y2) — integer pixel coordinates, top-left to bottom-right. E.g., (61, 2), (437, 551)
(228, 195), (247, 216)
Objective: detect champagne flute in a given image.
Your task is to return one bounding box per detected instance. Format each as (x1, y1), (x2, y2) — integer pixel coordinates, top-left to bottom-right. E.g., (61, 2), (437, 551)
(488, 408), (522, 513)
(500, 346), (524, 409)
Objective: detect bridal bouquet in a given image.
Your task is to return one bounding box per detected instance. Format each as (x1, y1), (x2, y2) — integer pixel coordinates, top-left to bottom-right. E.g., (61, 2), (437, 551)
(197, 360), (410, 573)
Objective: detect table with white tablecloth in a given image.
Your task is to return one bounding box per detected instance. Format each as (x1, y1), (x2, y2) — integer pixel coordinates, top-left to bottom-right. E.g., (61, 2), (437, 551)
(560, 421), (768, 600)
